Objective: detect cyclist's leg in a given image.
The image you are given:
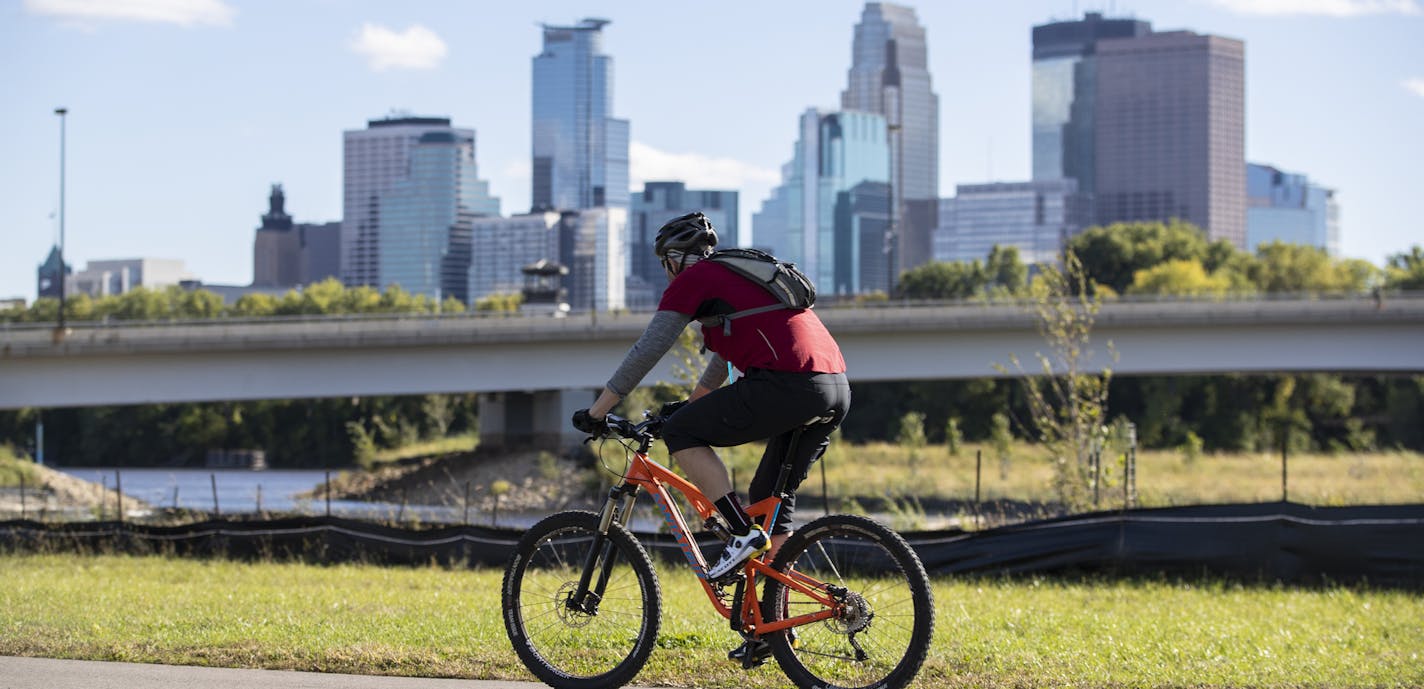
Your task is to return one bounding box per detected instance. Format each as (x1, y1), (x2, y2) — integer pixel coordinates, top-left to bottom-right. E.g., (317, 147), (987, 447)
(747, 372), (851, 538)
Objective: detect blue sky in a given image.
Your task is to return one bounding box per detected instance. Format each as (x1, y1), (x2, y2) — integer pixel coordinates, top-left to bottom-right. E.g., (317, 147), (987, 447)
(2, 0), (1421, 301)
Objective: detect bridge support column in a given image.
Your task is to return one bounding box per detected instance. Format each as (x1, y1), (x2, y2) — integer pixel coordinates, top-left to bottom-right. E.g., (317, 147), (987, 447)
(478, 389), (597, 454)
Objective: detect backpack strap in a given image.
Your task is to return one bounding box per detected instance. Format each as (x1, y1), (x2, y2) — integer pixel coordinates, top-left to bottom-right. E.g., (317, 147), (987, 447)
(698, 302), (795, 336)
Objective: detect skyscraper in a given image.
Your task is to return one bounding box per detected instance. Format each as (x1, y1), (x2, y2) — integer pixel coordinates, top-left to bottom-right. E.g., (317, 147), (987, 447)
(341, 116), (499, 297)
(559, 208), (627, 312)
(1094, 31), (1246, 246)
(252, 184), (341, 288)
(841, 2), (939, 276)
(1247, 163), (1339, 255)
(468, 212), (563, 303)
(532, 18), (630, 213)
(253, 184), (298, 287)
(36, 246), (68, 299)
(1031, 12), (1152, 210)
(934, 180), (1085, 265)
(629, 181), (739, 301)
(754, 109), (889, 294)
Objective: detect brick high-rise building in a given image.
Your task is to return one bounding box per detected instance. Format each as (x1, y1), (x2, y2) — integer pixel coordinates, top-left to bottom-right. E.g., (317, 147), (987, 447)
(1093, 31), (1246, 247)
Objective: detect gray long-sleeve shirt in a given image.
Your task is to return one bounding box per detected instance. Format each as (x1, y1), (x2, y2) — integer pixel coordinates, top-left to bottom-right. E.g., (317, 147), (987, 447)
(605, 310), (729, 396)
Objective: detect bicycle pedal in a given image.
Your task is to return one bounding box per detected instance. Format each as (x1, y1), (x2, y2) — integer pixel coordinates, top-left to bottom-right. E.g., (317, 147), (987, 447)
(729, 638), (771, 669)
(709, 569), (745, 586)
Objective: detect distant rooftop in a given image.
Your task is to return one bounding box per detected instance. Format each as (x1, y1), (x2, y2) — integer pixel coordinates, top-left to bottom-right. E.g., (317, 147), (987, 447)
(367, 116), (451, 129)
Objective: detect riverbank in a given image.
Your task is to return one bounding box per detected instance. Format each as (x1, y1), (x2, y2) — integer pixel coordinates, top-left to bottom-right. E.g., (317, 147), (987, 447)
(308, 448), (603, 516)
(0, 450), (144, 518)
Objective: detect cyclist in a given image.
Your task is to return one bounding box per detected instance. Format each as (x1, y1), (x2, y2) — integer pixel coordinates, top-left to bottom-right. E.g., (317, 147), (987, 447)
(572, 211), (851, 646)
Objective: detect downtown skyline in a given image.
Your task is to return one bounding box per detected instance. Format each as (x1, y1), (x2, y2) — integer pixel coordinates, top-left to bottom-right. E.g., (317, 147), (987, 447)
(3, 0), (1422, 301)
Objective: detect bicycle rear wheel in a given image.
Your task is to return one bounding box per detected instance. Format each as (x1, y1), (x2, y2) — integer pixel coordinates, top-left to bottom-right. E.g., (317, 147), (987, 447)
(761, 514), (935, 689)
(502, 510), (661, 689)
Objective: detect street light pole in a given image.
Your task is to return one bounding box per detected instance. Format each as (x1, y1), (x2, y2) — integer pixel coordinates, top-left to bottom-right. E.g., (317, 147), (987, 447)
(54, 107), (68, 338)
(886, 122), (901, 297)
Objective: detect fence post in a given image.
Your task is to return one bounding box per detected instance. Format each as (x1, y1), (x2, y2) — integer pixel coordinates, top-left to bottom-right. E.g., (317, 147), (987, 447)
(100, 475), (108, 521)
(1280, 429), (1289, 503)
(18, 472), (25, 520)
(325, 470), (332, 517)
(116, 471), (124, 524)
(210, 473), (220, 517)
(974, 449), (983, 527)
(397, 488), (406, 523)
(1091, 440), (1101, 510)
(820, 457), (830, 516)
(1125, 423), (1138, 509)
(256, 484), (263, 514)
(172, 485), (180, 510)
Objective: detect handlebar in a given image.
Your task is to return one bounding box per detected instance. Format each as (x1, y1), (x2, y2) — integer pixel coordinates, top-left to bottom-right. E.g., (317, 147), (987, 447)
(599, 412), (665, 443)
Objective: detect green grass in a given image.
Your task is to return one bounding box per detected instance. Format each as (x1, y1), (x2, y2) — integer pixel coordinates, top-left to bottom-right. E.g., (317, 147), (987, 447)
(0, 445), (40, 488)
(1, 554), (1420, 687)
(369, 432), (479, 465)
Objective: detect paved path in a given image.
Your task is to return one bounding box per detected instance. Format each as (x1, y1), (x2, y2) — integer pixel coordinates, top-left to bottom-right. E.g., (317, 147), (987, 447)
(0, 656), (667, 689)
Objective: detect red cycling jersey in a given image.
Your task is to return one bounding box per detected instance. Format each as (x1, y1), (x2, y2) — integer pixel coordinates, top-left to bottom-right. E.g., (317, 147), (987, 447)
(657, 260), (846, 376)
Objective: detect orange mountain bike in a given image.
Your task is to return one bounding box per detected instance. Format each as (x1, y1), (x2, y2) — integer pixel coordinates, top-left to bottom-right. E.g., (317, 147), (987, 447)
(501, 412), (935, 689)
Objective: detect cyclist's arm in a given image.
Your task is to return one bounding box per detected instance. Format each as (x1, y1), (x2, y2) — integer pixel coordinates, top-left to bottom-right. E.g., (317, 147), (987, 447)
(693, 353), (728, 397)
(590, 310), (691, 417)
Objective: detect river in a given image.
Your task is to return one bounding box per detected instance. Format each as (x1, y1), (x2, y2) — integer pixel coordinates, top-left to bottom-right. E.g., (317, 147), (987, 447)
(55, 467), (480, 523)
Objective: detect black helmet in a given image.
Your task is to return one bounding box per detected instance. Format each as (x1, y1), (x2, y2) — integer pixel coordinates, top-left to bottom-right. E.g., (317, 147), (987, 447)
(654, 212), (718, 258)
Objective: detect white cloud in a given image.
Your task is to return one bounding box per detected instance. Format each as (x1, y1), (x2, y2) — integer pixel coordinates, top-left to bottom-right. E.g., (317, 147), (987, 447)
(1208, 0), (1421, 16)
(350, 23), (447, 72)
(629, 141), (779, 191)
(1405, 78), (1424, 98)
(25, 0), (235, 26)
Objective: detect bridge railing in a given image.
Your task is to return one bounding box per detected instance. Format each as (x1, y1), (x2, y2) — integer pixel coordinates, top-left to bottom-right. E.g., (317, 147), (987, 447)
(5, 290), (1421, 333)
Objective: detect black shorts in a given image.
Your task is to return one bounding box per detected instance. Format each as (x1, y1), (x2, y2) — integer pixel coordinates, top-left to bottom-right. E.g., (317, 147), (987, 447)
(661, 369), (851, 534)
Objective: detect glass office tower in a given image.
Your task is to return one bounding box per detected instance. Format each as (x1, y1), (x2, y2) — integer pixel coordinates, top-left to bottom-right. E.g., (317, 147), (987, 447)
(841, 2), (939, 276)
(468, 212), (564, 302)
(1247, 163), (1339, 255)
(341, 116), (499, 292)
(628, 181), (739, 303)
(753, 109), (889, 293)
(532, 18), (630, 213)
(1031, 13), (1152, 207)
(935, 180), (1084, 265)
(376, 130), (499, 303)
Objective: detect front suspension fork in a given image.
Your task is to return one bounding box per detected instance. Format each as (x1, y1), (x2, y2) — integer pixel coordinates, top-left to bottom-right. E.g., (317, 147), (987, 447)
(569, 483), (640, 614)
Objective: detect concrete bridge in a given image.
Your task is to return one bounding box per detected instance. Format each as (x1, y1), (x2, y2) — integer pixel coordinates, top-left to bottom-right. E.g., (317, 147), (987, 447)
(3, 295), (1422, 449)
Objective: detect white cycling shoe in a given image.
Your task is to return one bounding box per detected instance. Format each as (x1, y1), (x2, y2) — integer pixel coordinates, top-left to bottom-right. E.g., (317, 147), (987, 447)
(707, 525), (769, 581)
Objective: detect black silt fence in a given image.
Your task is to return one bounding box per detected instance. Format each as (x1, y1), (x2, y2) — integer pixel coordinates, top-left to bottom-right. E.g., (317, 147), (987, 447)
(2, 503), (1421, 588)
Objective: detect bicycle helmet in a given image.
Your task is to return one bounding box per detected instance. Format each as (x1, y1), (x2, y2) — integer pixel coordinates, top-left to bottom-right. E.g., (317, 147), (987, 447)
(654, 212), (718, 258)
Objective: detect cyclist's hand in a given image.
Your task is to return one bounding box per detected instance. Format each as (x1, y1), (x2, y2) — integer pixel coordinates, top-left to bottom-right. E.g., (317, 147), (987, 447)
(572, 408), (606, 437)
(658, 400), (688, 418)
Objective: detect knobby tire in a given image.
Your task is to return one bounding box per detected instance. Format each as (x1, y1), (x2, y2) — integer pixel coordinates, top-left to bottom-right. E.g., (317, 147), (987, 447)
(502, 510), (662, 689)
(761, 514), (935, 689)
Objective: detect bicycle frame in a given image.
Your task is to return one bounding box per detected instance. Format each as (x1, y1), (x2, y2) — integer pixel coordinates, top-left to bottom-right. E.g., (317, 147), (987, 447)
(582, 444), (841, 639)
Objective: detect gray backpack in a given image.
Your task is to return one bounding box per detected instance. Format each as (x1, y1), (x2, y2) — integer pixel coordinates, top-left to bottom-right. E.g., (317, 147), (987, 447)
(699, 249), (817, 335)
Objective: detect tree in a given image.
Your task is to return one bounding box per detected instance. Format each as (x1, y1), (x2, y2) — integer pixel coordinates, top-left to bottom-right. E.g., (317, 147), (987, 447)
(1126, 259), (1237, 297)
(998, 251), (1114, 510)
(1246, 241), (1379, 294)
(985, 245), (1027, 296)
(1385, 246), (1424, 290)
(1069, 220), (1228, 294)
(474, 292), (523, 312)
(896, 244), (1028, 300)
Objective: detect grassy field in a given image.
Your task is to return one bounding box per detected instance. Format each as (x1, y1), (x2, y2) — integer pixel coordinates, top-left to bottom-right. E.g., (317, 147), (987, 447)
(1, 554), (1420, 688)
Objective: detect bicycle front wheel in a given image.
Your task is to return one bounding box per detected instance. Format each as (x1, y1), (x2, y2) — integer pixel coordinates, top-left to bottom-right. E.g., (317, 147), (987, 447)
(502, 510), (661, 689)
(762, 514), (935, 689)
